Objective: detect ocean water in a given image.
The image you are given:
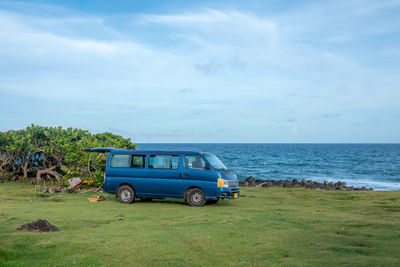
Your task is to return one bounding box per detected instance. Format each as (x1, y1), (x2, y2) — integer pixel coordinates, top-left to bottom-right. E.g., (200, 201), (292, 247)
(137, 143), (400, 191)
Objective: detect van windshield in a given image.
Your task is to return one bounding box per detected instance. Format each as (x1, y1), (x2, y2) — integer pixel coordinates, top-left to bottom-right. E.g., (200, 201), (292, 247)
(204, 154), (227, 170)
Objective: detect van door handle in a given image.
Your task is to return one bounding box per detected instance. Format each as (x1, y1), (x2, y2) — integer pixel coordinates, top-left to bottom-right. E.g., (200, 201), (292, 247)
(184, 174), (189, 177)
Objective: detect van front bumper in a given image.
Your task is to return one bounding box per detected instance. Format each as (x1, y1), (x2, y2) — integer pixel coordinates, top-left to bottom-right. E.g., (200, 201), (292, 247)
(217, 187), (240, 199)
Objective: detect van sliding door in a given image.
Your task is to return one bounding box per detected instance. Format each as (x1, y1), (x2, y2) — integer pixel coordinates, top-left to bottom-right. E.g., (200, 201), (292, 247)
(143, 154), (182, 197)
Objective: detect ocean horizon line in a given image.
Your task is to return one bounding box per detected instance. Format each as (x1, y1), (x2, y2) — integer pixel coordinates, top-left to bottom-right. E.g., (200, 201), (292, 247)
(137, 142), (400, 145)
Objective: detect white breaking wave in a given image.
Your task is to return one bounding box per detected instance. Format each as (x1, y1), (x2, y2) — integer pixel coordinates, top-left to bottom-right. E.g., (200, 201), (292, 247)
(307, 176), (400, 191)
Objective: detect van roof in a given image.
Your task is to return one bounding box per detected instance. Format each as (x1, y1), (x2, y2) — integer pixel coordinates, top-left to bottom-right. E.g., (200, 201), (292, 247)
(84, 148), (207, 155)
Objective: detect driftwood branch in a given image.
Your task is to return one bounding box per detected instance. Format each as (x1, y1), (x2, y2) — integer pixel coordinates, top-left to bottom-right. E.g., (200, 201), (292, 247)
(36, 166), (61, 183)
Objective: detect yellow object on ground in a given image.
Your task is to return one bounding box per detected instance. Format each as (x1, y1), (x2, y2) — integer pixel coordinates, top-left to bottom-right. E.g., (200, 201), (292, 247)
(87, 196), (105, 202)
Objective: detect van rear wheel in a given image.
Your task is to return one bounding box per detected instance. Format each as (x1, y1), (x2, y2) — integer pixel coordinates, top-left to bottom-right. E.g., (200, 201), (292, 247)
(187, 188), (206, 207)
(118, 185), (135, 204)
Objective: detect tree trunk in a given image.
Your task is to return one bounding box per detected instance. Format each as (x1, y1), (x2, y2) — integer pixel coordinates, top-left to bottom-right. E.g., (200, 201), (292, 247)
(23, 158), (29, 179)
(11, 162), (18, 180)
(0, 159), (9, 176)
(23, 166), (28, 179)
(42, 152), (47, 169)
(36, 166), (61, 183)
(23, 152), (36, 179)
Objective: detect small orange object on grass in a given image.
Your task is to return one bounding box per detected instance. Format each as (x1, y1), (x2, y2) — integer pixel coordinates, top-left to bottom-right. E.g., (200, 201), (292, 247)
(87, 196), (105, 202)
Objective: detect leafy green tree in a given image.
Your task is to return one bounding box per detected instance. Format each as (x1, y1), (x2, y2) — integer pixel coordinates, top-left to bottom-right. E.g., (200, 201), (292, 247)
(0, 125), (137, 185)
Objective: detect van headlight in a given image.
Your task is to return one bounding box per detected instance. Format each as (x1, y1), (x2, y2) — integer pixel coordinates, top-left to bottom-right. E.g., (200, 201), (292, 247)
(217, 179), (229, 188)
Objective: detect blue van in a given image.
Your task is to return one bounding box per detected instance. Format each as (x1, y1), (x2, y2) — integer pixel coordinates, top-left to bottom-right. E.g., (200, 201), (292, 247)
(84, 148), (239, 207)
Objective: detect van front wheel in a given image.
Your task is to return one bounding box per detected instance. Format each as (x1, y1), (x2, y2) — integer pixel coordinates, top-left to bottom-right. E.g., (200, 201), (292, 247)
(187, 188), (206, 207)
(118, 185), (135, 204)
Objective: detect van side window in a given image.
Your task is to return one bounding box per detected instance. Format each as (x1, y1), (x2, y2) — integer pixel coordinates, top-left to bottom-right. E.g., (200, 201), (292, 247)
(171, 156), (179, 169)
(132, 155), (145, 168)
(149, 155), (179, 169)
(184, 155), (207, 169)
(110, 154), (131, 168)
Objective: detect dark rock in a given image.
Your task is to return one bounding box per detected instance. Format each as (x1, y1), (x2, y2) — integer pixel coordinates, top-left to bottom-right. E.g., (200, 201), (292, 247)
(16, 219), (59, 232)
(283, 180), (292, 188)
(238, 177), (372, 191)
(262, 181), (275, 187)
(245, 176), (255, 183)
(334, 182), (346, 190)
(248, 181), (257, 187)
(239, 180), (248, 187)
(335, 181), (347, 188)
(276, 180), (283, 187)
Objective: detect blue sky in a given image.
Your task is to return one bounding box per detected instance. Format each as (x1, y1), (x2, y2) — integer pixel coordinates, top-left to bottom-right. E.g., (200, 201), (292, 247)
(0, 0), (399, 143)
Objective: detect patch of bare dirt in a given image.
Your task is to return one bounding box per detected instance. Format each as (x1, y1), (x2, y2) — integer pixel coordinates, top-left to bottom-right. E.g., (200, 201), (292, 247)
(16, 219), (59, 232)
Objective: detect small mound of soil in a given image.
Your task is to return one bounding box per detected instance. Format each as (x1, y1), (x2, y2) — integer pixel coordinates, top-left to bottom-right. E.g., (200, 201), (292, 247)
(16, 219), (59, 232)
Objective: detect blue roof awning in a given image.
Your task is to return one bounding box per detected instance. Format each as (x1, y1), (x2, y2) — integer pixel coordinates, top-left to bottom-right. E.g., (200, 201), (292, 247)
(83, 148), (118, 153)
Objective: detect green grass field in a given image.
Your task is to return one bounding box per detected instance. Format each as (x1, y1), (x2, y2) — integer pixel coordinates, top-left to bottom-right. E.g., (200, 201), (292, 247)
(0, 183), (399, 266)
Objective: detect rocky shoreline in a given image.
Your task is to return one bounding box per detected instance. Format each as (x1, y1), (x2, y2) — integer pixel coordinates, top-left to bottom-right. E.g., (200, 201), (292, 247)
(239, 176), (373, 191)
(1, 176), (373, 191)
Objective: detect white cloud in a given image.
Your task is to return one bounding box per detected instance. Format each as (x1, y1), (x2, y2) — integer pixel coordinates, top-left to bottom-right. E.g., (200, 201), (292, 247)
(140, 9), (230, 24)
(0, 1), (400, 141)
(58, 37), (117, 53)
(139, 9), (277, 37)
